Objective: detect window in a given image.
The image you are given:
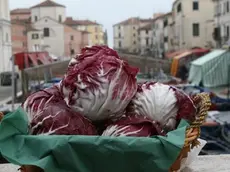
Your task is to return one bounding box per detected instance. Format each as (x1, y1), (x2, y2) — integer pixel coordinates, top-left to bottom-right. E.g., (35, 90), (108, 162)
(133, 41), (136, 44)
(193, 23), (200, 36)
(22, 42), (26, 47)
(133, 33), (136, 37)
(119, 41), (122, 48)
(23, 30), (27, 36)
(32, 33), (39, 39)
(138, 30), (140, 35)
(163, 20), (168, 27)
(71, 49), (75, 55)
(59, 15), (62, 22)
(227, 26), (230, 38)
(227, 1), (230, 13)
(71, 35), (74, 41)
(34, 16), (38, 22)
(193, 1), (199, 10)
(5, 33), (8, 42)
(214, 27), (221, 40)
(164, 37), (168, 42)
(118, 26), (121, 30)
(95, 35), (98, 39)
(146, 38), (149, 46)
(95, 27), (98, 32)
(146, 30), (149, 34)
(177, 3), (182, 13)
(133, 26), (136, 30)
(118, 33), (121, 38)
(44, 28), (50, 37)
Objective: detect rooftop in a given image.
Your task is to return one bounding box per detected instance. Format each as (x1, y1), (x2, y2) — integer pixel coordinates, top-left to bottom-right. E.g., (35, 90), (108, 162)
(138, 23), (153, 31)
(64, 17), (100, 26)
(10, 8), (31, 14)
(31, 0), (65, 9)
(114, 17), (153, 26)
(11, 18), (31, 25)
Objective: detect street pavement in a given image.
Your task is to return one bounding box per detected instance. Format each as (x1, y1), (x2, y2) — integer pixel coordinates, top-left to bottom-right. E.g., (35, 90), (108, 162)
(0, 81), (21, 103)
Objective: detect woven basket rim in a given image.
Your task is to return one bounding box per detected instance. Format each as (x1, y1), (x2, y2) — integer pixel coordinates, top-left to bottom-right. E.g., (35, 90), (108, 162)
(170, 93), (211, 171)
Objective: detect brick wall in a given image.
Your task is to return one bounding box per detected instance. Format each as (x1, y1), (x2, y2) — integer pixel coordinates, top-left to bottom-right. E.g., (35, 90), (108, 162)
(64, 26), (89, 57)
(11, 23), (27, 54)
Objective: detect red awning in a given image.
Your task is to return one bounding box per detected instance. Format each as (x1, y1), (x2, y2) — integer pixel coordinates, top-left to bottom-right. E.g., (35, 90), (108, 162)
(166, 50), (188, 59)
(14, 52), (52, 70)
(190, 48), (210, 57)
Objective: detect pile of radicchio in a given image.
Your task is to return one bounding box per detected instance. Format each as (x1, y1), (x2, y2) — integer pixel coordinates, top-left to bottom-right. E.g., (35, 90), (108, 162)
(22, 45), (197, 138)
(22, 86), (97, 135)
(60, 46), (139, 121)
(125, 82), (196, 132)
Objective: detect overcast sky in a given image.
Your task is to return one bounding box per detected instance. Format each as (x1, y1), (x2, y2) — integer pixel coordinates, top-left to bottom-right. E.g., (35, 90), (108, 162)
(9, 0), (174, 47)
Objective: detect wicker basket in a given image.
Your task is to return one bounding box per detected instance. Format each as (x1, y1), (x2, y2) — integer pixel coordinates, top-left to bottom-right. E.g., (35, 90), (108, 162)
(170, 93), (211, 171)
(0, 93), (211, 172)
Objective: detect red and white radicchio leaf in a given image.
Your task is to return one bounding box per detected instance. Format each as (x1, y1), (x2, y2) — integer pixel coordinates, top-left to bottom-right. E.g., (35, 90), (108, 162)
(102, 114), (165, 137)
(60, 46), (139, 121)
(22, 86), (97, 135)
(128, 82), (196, 131)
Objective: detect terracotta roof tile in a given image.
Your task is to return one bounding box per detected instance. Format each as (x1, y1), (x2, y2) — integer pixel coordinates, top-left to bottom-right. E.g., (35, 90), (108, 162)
(27, 26), (41, 32)
(31, 0), (65, 9)
(64, 17), (100, 26)
(113, 17), (154, 26)
(11, 18), (31, 25)
(11, 19), (39, 32)
(139, 23), (153, 30)
(10, 8), (31, 14)
(113, 17), (140, 26)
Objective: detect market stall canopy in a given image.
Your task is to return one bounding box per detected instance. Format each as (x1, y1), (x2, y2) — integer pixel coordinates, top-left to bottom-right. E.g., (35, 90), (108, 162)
(188, 49), (230, 87)
(14, 52), (53, 70)
(166, 50), (188, 59)
(166, 48), (210, 59)
(190, 48), (210, 56)
(171, 51), (192, 76)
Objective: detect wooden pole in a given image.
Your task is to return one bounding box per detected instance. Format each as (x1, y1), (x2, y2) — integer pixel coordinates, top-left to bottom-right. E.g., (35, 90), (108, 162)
(21, 70), (29, 100)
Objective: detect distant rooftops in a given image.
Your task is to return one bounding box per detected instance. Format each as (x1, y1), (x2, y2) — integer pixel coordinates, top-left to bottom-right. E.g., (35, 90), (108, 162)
(114, 12), (172, 27)
(138, 23), (153, 31)
(31, 0), (66, 9)
(113, 17), (154, 26)
(64, 17), (100, 26)
(10, 8), (31, 15)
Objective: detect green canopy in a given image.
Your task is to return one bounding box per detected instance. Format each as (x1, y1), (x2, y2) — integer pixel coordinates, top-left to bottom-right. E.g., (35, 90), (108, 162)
(189, 49), (230, 87)
(0, 108), (188, 172)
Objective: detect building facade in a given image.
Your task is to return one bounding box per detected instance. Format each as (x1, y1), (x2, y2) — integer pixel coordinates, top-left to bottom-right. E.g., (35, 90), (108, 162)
(163, 12), (174, 53)
(172, 0), (215, 50)
(30, 0), (66, 23)
(11, 0), (90, 57)
(213, 0), (230, 46)
(138, 23), (153, 55)
(11, 20), (28, 54)
(64, 17), (104, 46)
(0, 0), (12, 72)
(64, 25), (89, 57)
(103, 29), (108, 46)
(27, 27), (43, 52)
(152, 15), (165, 58)
(113, 17), (153, 53)
(10, 8), (31, 20)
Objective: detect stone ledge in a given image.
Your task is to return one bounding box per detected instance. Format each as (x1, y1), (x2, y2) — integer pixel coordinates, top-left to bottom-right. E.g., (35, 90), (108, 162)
(1, 155), (230, 172)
